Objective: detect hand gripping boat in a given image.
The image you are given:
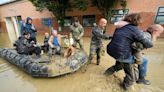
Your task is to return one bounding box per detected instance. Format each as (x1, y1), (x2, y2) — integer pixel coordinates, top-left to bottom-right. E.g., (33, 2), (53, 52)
(0, 48), (88, 77)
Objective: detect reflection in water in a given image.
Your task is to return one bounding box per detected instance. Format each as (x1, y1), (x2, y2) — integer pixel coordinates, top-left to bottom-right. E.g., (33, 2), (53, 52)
(0, 58), (36, 92)
(0, 33), (12, 47)
(0, 33), (164, 92)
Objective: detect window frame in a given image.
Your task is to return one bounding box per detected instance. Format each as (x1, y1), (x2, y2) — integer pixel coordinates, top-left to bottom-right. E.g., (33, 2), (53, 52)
(42, 18), (52, 27)
(110, 9), (129, 24)
(82, 15), (96, 27)
(64, 16), (72, 27)
(155, 7), (164, 24)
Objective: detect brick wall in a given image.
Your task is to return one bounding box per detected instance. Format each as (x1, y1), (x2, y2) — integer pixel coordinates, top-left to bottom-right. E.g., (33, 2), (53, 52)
(0, 0), (164, 37)
(0, 21), (7, 33)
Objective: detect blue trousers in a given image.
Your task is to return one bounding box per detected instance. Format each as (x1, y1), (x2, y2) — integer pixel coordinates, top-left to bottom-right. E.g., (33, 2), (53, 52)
(138, 57), (148, 78)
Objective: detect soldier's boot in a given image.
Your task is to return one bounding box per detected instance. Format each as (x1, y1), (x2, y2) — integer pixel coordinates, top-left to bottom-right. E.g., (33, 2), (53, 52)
(104, 67), (115, 76)
(96, 59), (100, 65)
(79, 43), (84, 50)
(88, 54), (93, 64)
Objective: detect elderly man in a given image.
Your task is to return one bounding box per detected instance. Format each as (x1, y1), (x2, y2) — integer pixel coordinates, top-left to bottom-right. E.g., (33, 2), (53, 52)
(136, 24), (164, 85)
(48, 30), (61, 56)
(89, 18), (112, 65)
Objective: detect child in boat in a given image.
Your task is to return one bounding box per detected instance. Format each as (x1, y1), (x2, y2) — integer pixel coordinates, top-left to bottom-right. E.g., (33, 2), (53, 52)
(64, 33), (76, 58)
(41, 32), (50, 53)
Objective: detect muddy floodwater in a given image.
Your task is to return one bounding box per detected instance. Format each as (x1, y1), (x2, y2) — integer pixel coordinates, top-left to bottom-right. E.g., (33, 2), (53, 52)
(0, 33), (164, 92)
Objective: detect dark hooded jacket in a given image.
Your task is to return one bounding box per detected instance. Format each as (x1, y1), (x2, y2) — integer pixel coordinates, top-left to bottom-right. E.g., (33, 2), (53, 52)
(14, 37), (31, 54)
(107, 24), (153, 63)
(21, 17), (37, 38)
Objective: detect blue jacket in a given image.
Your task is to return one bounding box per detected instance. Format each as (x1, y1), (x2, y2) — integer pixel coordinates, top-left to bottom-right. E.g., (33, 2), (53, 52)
(107, 24), (153, 63)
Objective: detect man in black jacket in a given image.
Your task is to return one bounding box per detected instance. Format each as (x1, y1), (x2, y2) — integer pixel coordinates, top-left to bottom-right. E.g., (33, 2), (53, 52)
(14, 32), (41, 58)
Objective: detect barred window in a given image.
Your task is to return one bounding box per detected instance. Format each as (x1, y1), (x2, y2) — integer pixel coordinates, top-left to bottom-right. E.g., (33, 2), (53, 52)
(82, 15), (96, 27)
(42, 18), (52, 27)
(64, 16), (72, 26)
(110, 9), (129, 23)
(155, 7), (164, 24)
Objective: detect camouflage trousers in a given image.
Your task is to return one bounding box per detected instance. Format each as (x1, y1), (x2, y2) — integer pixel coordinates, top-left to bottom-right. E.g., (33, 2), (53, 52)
(73, 39), (83, 49)
(89, 44), (101, 65)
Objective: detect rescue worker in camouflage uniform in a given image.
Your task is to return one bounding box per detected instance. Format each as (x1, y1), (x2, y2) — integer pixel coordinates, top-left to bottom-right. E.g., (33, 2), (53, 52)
(70, 17), (84, 49)
(89, 18), (112, 65)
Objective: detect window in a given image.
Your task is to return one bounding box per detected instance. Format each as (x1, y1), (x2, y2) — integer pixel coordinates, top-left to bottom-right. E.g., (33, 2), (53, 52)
(42, 18), (52, 27)
(155, 7), (164, 24)
(64, 16), (72, 26)
(110, 9), (129, 23)
(82, 15), (96, 27)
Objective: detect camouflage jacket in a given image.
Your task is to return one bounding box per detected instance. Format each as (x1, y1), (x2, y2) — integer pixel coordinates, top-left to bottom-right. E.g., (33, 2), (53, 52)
(70, 24), (84, 40)
(90, 26), (111, 47)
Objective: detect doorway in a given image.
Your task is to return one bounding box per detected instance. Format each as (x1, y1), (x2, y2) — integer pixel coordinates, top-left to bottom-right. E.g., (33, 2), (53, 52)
(5, 16), (22, 44)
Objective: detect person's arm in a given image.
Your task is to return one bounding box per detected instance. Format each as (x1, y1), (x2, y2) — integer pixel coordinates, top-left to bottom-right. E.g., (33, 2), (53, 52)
(48, 36), (54, 47)
(134, 29), (153, 48)
(69, 25), (73, 32)
(31, 24), (37, 32)
(57, 34), (61, 46)
(78, 26), (84, 40)
(23, 39), (32, 47)
(92, 27), (112, 40)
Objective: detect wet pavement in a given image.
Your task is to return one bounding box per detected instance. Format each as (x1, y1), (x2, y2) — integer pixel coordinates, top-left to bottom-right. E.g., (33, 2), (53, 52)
(0, 33), (164, 92)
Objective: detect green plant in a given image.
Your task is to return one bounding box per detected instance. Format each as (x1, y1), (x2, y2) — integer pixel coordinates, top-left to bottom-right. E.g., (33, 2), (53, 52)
(120, 0), (127, 15)
(29, 0), (88, 31)
(73, 0), (88, 11)
(91, 0), (118, 22)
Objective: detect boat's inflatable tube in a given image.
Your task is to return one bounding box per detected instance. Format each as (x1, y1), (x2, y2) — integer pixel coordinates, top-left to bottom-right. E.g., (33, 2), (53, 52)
(0, 48), (88, 77)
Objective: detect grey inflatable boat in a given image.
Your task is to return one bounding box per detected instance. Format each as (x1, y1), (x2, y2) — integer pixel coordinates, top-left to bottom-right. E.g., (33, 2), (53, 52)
(0, 48), (88, 77)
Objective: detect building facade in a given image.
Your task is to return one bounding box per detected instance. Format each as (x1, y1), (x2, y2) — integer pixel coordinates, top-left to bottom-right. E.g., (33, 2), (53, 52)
(0, 0), (164, 38)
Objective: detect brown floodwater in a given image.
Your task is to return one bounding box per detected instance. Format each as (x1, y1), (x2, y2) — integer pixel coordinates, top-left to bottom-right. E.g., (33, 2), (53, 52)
(0, 33), (164, 92)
